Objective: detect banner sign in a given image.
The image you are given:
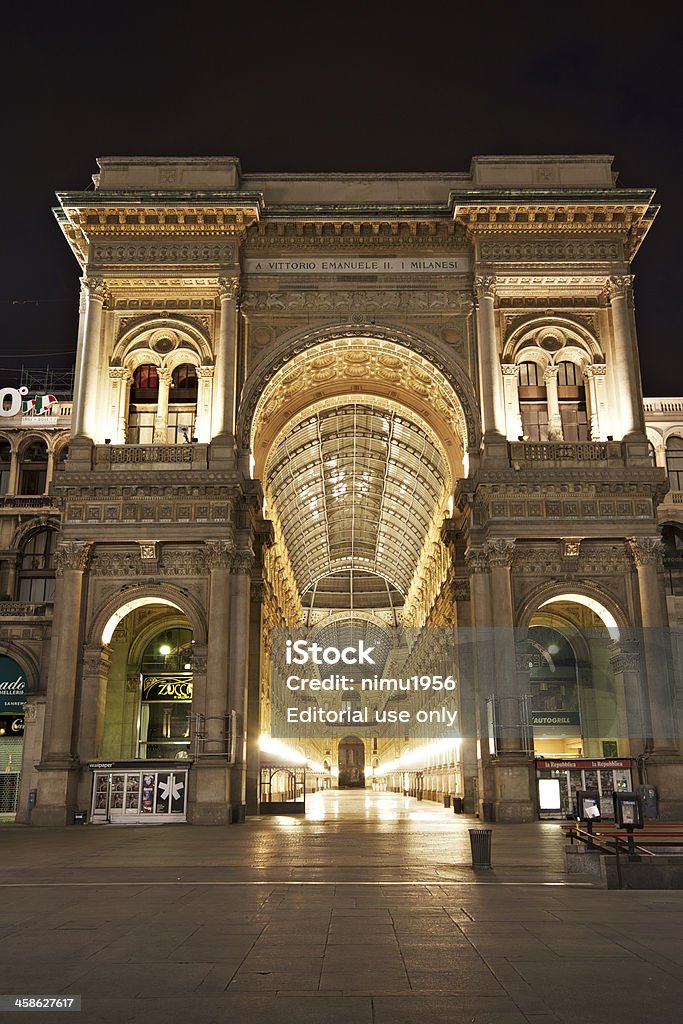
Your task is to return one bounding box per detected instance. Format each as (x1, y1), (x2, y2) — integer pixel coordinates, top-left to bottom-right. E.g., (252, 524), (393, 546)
(0, 657), (27, 713)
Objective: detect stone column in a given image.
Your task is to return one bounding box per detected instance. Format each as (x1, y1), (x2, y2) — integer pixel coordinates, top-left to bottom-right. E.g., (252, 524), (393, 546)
(474, 276), (507, 454)
(466, 546), (494, 814)
(229, 548), (253, 813)
(188, 539), (234, 825)
(501, 363), (523, 440)
(485, 539), (535, 821)
(109, 368), (132, 444)
(629, 538), (676, 750)
(75, 645), (112, 809)
(628, 537), (683, 818)
(7, 445), (19, 496)
(5, 553), (19, 599)
(543, 365), (563, 440)
(32, 540), (92, 825)
(44, 448), (56, 493)
(194, 366), (214, 443)
(609, 637), (647, 755)
(212, 277), (240, 446)
(607, 276), (646, 441)
(152, 368), (172, 443)
(71, 279), (107, 441)
(246, 577), (264, 815)
(584, 364), (608, 440)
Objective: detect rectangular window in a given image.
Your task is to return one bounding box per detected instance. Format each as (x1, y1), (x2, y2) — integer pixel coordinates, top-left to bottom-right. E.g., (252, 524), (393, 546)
(560, 404), (590, 442)
(520, 404), (549, 442)
(167, 408), (196, 444)
(127, 409), (155, 444)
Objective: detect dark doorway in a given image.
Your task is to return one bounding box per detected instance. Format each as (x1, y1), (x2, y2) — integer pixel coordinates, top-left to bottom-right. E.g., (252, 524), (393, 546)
(338, 736), (366, 789)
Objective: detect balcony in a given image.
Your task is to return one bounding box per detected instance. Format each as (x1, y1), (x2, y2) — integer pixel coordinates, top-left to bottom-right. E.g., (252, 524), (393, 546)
(0, 495), (60, 512)
(94, 443), (209, 470)
(0, 602), (50, 618)
(508, 440), (626, 467)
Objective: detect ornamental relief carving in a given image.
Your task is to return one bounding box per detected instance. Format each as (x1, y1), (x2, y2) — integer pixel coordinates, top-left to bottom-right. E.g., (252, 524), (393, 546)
(512, 541), (632, 575)
(114, 312), (212, 345)
(241, 290), (472, 314)
(90, 547), (209, 577)
(479, 239), (621, 261)
(91, 240), (238, 264)
(251, 344), (469, 442)
(245, 221), (468, 249)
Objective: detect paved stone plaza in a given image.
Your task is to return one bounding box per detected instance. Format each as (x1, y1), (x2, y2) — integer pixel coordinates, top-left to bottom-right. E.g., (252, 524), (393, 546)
(2, 791), (683, 1023)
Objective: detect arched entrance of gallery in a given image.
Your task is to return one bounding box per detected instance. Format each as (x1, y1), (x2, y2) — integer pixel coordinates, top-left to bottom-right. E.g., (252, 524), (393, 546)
(82, 589), (207, 823)
(520, 588), (638, 820)
(245, 330), (473, 806)
(338, 736), (366, 788)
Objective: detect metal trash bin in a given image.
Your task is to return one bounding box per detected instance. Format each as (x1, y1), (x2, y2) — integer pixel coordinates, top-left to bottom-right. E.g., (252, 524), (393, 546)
(468, 828), (492, 869)
(452, 796), (463, 814)
(73, 811), (87, 825)
(233, 802), (246, 824)
(443, 794), (451, 808)
(482, 800), (495, 822)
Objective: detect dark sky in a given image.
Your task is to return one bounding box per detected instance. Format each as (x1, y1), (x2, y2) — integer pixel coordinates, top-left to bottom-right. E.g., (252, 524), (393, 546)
(2, 4), (681, 395)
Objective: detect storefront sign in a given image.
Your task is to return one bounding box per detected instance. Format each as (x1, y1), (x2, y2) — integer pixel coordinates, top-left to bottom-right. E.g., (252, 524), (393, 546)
(531, 711), (581, 727)
(0, 715), (24, 737)
(0, 657), (27, 713)
(143, 676), (193, 701)
(243, 256), (470, 275)
(536, 758), (632, 771)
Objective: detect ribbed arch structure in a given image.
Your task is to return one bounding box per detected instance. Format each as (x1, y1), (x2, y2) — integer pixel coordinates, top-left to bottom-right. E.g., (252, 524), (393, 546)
(264, 396), (451, 601)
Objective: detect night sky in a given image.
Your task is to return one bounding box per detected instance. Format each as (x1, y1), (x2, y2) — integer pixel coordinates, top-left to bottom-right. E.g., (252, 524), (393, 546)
(2, 5), (681, 395)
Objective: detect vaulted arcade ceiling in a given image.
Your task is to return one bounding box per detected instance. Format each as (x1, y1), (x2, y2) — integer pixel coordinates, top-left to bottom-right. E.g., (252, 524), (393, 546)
(264, 400), (450, 603)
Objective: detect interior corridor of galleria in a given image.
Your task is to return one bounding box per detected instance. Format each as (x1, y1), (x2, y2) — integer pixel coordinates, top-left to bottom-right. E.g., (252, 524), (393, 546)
(1, 154), (683, 829)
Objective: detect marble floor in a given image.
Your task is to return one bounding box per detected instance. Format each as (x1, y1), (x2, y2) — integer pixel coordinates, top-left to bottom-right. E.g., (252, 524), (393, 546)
(1, 790), (682, 1023)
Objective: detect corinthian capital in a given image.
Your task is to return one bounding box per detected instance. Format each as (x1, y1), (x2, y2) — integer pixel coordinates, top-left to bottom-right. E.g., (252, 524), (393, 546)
(218, 277), (240, 302)
(474, 275), (496, 301)
(465, 546), (489, 574)
(628, 536), (665, 567)
(484, 538), (515, 568)
(606, 275), (633, 302)
(54, 540), (93, 575)
(205, 539), (235, 570)
(83, 277), (109, 304)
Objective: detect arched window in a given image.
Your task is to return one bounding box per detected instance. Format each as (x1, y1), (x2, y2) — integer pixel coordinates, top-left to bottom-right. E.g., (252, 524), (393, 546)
(138, 626), (193, 759)
(557, 361), (589, 441)
(18, 528), (57, 603)
(168, 364), (198, 443)
(18, 441), (48, 495)
(127, 365), (159, 444)
(0, 440), (11, 495)
(666, 436), (683, 491)
(517, 362), (548, 441)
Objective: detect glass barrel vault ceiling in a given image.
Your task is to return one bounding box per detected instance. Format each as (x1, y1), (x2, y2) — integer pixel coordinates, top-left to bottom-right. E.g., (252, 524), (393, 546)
(264, 401), (449, 603)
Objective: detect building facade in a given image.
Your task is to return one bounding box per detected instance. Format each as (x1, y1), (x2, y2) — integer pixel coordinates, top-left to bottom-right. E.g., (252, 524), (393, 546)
(1, 155), (682, 826)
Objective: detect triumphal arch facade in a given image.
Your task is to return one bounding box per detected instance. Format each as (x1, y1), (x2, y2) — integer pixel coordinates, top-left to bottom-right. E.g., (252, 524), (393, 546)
(17, 155), (683, 825)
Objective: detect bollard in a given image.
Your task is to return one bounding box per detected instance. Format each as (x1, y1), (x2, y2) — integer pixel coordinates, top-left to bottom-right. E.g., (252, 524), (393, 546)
(468, 827), (492, 869)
